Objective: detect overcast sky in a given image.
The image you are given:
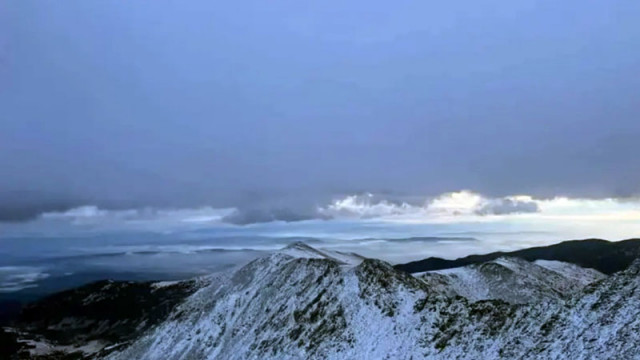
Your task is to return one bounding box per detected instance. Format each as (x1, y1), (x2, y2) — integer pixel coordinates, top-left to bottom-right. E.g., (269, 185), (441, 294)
(1, 0), (639, 222)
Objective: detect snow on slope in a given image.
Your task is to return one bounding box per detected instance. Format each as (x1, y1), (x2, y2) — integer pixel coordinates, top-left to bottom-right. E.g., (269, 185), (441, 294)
(278, 242), (366, 267)
(103, 244), (640, 360)
(533, 260), (640, 359)
(534, 259), (606, 285)
(419, 257), (604, 304)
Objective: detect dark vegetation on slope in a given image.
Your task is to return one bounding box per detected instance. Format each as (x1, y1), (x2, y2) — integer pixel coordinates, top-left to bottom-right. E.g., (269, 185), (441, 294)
(0, 300), (23, 326)
(395, 238), (640, 275)
(1, 279), (200, 359)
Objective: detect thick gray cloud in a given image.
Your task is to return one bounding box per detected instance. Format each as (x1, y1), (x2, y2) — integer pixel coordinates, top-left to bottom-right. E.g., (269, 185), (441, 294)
(0, 191), (83, 222)
(1, 0), (639, 220)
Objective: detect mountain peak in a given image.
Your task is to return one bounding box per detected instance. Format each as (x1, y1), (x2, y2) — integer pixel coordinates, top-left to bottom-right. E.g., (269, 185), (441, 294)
(277, 242), (365, 267)
(283, 241), (317, 251)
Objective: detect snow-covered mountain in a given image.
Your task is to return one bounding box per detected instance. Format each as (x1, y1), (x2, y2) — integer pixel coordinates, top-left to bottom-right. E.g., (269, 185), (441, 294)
(99, 243), (640, 360)
(6, 242), (640, 359)
(418, 257), (605, 303)
(534, 259), (606, 284)
(277, 242), (366, 267)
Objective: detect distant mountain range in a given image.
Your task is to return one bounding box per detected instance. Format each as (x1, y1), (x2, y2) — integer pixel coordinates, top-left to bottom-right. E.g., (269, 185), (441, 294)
(3, 239), (640, 359)
(395, 238), (640, 274)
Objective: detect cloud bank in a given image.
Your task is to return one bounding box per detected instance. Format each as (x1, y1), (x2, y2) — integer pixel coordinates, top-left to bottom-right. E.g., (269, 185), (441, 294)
(221, 207), (328, 225)
(1, 191), (638, 231)
(36, 206), (235, 229)
(475, 198), (540, 216)
(317, 191), (541, 221)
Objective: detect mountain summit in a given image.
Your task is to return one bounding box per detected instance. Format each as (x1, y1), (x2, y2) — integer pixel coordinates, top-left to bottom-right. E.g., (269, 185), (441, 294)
(5, 242), (640, 359)
(104, 243), (639, 360)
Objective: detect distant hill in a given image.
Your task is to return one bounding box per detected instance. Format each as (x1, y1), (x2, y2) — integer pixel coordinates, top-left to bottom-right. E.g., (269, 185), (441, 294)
(394, 238), (640, 275)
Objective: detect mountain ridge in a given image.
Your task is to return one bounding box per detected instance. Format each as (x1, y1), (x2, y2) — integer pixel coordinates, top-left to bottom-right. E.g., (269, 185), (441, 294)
(4, 240), (640, 359)
(103, 244), (640, 359)
(395, 238), (640, 274)
(419, 256), (605, 304)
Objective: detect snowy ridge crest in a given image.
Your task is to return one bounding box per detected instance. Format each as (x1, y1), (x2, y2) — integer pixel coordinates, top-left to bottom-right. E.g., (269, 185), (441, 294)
(277, 241), (366, 267)
(420, 256), (606, 304)
(96, 243), (640, 360)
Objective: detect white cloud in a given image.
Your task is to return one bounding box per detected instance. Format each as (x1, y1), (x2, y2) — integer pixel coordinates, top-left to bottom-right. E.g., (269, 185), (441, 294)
(318, 190), (534, 222)
(531, 197), (640, 222)
(318, 191), (640, 224)
(19, 192), (640, 230)
(318, 193), (417, 219)
(427, 191), (485, 216)
(475, 197), (539, 215)
(39, 206), (236, 227)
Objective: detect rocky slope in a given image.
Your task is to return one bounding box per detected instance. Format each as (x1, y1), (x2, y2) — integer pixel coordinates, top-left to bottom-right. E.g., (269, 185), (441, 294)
(3, 276), (211, 359)
(5, 242), (640, 359)
(104, 243), (640, 360)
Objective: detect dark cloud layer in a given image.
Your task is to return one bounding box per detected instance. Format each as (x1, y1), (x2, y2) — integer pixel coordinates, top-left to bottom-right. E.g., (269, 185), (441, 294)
(1, 1), (639, 218)
(0, 191), (82, 222)
(0, 204), (62, 223)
